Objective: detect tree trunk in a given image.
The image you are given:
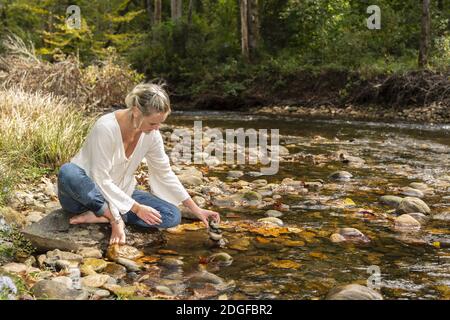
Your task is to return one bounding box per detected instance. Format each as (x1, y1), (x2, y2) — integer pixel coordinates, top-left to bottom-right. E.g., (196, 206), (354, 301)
(188, 0), (195, 26)
(418, 0), (430, 68)
(171, 0), (182, 21)
(154, 0), (162, 24)
(240, 0), (259, 62)
(145, 0), (154, 25)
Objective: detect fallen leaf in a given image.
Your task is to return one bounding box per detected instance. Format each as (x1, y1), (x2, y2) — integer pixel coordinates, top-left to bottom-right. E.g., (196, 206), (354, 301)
(157, 249), (178, 255)
(344, 198), (356, 206)
(269, 260), (301, 269)
(309, 252), (328, 259)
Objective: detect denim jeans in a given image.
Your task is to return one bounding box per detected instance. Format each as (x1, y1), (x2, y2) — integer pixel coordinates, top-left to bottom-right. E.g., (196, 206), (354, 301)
(57, 162), (181, 229)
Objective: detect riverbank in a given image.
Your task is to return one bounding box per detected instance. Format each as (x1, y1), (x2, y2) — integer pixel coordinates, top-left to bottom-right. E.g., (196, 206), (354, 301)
(171, 68), (450, 124)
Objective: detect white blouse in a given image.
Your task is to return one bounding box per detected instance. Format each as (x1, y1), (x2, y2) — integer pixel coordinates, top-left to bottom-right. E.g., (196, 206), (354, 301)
(70, 111), (191, 220)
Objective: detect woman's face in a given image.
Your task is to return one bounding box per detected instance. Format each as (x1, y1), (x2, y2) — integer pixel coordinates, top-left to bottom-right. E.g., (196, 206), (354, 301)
(134, 109), (168, 134)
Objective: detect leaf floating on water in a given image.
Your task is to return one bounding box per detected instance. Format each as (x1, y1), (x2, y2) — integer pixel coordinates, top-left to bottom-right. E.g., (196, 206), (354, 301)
(136, 256), (159, 264)
(433, 241), (441, 248)
(269, 260), (301, 269)
(343, 198), (356, 206)
(157, 249), (178, 255)
(309, 252), (328, 259)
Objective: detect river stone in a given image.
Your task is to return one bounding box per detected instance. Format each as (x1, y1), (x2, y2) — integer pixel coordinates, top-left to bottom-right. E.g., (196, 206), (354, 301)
(188, 271), (224, 286)
(46, 249), (83, 262)
(81, 274), (112, 288)
(102, 284), (137, 298)
(106, 244), (144, 261)
(178, 175), (203, 186)
(400, 187), (424, 198)
(379, 195), (404, 208)
(31, 280), (89, 300)
(326, 284), (383, 300)
(22, 209), (165, 252)
(394, 214), (421, 231)
(406, 212), (429, 224)
(328, 171), (353, 181)
(1, 263), (28, 274)
(397, 197), (431, 215)
(331, 228), (370, 243)
(93, 289), (111, 298)
(409, 182), (430, 191)
(258, 217), (284, 227)
(51, 276), (73, 289)
(265, 210), (283, 218)
(241, 191), (262, 202)
(227, 171), (244, 179)
(114, 258), (142, 272)
(103, 263), (127, 279)
(77, 247), (102, 259)
(159, 257), (184, 268)
(82, 258), (108, 272)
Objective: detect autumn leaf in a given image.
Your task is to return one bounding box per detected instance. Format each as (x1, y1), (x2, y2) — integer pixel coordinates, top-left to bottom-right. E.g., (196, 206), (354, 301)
(136, 256), (159, 264)
(343, 198), (356, 206)
(269, 260), (301, 269)
(309, 252), (328, 259)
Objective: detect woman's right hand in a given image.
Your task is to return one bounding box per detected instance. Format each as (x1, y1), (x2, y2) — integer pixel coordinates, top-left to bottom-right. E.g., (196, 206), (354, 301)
(134, 203), (162, 225)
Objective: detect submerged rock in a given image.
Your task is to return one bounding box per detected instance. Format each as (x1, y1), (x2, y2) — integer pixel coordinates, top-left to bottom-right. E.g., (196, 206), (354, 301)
(265, 210), (283, 218)
(394, 214), (421, 232)
(397, 197), (431, 215)
(22, 209), (165, 252)
(330, 228), (370, 244)
(326, 284), (382, 300)
(328, 171), (353, 182)
(379, 195), (403, 208)
(400, 187), (424, 198)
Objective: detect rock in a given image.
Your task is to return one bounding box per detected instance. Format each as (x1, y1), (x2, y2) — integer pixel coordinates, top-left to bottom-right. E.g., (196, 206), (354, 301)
(336, 152), (365, 167)
(394, 214), (421, 231)
(51, 276), (73, 289)
(103, 263), (127, 279)
(77, 247), (103, 259)
(304, 181), (323, 191)
(102, 284), (137, 298)
(24, 256), (37, 267)
(397, 197), (431, 215)
(46, 249), (83, 262)
(82, 258), (108, 272)
(328, 171), (353, 182)
(106, 244), (144, 261)
(155, 285), (174, 295)
(432, 211), (450, 221)
(93, 289), (110, 298)
(326, 284), (382, 300)
(1, 263), (28, 274)
(81, 274), (112, 288)
(114, 258), (142, 272)
(251, 179), (268, 188)
(22, 209), (165, 252)
(208, 253), (233, 266)
(379, 195), (403, 208)
(227, 171), (244, 179)
(188, 271), (224, 286)
(258, 217), (284, 227)
(31, 280), (89, 300)
(330, 228), (370, 243)
(409, 182), (430, 191)
(265, 210), (283, 218)
(178, 175), (203, 186)
(192, 196), (207, 207)
(159, 257), (184, 268)
(406, 212), (429, 224)
(26, 211), (43, 224)
(80, 264), (97, 276)
(241, 191), (262, 202)
(400, 187), (424, 198)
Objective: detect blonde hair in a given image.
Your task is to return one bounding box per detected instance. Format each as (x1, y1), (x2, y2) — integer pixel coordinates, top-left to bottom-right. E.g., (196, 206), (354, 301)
(125, 83), (171, 115)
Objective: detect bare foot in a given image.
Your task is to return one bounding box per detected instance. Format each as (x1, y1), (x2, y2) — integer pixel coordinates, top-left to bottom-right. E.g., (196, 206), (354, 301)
(110, 220), (126, 245)
(69, 211), (110, 225)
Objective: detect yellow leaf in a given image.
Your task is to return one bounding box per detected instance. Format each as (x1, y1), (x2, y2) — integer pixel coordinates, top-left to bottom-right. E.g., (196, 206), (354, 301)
(344, 198), (356, 206)
(269, 260), (301, 269)
(433, 241), (441, 248)
(309, 252), (328, 259)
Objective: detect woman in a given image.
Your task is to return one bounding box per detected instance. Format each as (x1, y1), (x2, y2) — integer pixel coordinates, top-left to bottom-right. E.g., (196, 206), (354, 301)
(57, 83), (220, 245)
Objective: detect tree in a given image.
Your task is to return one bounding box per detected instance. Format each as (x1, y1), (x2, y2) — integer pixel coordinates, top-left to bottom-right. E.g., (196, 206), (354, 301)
(240, 0), (259, 61)
(171, 0), (182, 21)
(154, 0), (161, 24)
(418, 0), (430, 68)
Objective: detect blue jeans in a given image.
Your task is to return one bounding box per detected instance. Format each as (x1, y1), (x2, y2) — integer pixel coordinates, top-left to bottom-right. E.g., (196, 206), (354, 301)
(57, 162), (181, 229)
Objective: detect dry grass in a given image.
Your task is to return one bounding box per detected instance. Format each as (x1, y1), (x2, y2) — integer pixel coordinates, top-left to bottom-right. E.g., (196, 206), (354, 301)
(0, 87), (94, 172)
(0, 34), (143, 111)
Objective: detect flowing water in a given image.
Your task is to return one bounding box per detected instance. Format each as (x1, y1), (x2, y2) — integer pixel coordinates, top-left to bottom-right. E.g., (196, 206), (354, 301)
(144, 111), (450, 300)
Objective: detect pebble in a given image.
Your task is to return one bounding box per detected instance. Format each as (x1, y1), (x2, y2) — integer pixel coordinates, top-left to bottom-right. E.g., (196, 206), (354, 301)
(397, 197), (431, 215)
(328, 171), (353, 181)
(394, 214), (421, 231)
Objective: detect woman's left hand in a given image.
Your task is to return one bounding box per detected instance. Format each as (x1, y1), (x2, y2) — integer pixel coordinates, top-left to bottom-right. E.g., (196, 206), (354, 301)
(194, 208), (221, 228)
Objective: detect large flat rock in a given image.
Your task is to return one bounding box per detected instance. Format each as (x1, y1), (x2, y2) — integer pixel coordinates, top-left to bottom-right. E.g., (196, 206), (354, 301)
(22, 209), (166, 252)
